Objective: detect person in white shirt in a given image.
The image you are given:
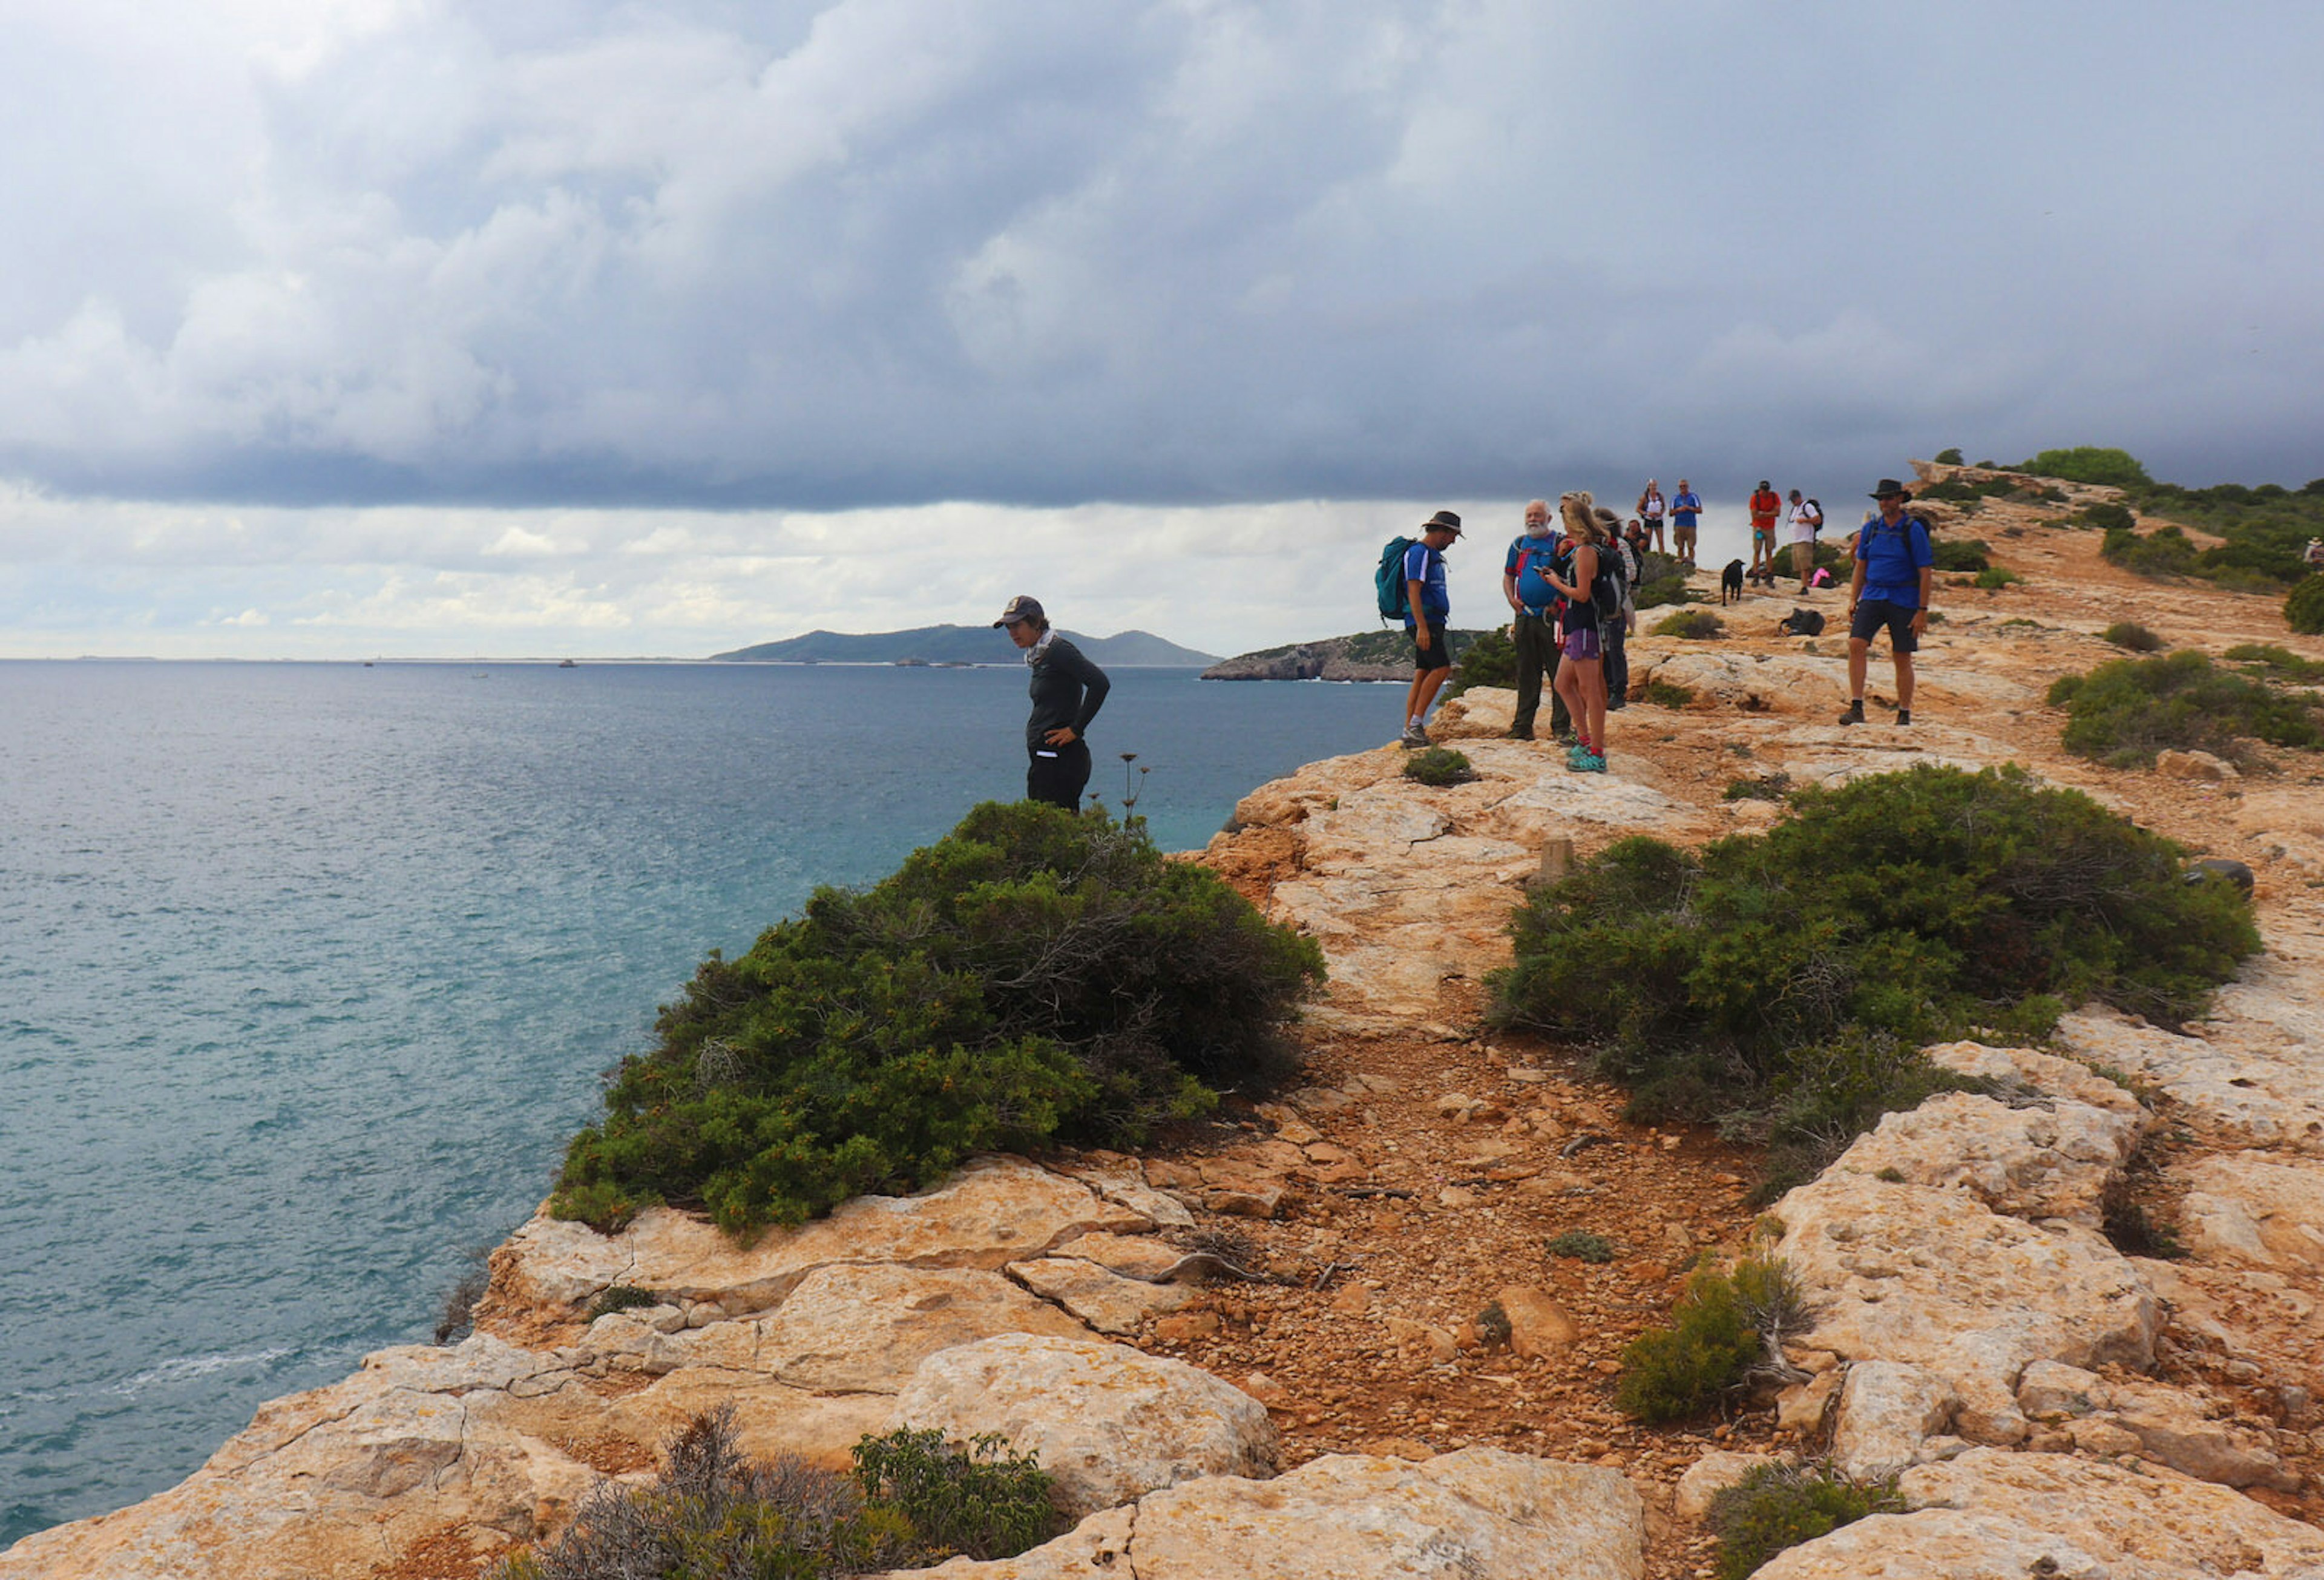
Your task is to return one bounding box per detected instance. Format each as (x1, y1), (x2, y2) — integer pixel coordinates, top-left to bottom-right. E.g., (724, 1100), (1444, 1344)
(1636, 480), (1667, 554)
(1787, 490), (1823, 592)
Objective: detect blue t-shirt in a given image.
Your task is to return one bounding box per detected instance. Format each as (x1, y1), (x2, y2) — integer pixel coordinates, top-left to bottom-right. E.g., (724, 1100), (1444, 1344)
(1403, 539), (1449, 626)
(1854, 514), (1935, 606)
(1504, 533), (1562, 613)
(1670, 491), (1702, 525)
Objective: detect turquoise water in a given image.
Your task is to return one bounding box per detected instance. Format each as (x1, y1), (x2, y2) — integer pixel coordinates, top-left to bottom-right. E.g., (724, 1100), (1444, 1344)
(0, 660), (1391, 1542)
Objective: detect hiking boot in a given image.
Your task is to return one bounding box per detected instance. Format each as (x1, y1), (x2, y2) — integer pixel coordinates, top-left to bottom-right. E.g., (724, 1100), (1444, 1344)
(1508, 726), (1535, 741)
(1894, 708), (1912, 726)
(1837, 699), (1865, 726)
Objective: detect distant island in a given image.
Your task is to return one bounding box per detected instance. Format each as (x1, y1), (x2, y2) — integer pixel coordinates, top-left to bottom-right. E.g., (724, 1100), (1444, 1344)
(1201, 628), (1487, 681)
(710, 626), (1218, 666)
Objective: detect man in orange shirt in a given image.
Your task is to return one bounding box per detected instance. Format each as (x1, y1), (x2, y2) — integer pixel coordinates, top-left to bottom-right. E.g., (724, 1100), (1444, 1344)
(1747, 480), (1782, 582)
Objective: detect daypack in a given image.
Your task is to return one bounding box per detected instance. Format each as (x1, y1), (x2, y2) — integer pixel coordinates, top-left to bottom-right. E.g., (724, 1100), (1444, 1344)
(1589, 539), (1626, 621)
(1375, 535), (1416, 621)
(1778, 607), (1826, 637)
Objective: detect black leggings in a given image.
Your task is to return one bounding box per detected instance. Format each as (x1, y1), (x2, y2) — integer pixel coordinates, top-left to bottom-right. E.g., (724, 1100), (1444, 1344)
(1026, 739), (1092, 811)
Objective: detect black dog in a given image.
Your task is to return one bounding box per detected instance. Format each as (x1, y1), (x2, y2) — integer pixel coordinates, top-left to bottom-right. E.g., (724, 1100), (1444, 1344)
(1720, 559), (1746, 605)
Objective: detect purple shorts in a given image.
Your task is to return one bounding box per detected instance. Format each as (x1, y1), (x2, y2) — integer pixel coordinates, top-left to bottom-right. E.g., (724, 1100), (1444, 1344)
(1561, 624), (1602, 661)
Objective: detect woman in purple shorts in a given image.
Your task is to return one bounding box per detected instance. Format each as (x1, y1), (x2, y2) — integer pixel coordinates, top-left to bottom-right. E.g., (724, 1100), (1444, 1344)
(1546, 492), (1610, 772)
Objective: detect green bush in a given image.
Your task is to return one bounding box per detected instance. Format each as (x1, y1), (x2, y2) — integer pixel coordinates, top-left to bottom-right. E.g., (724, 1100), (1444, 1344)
(1615, 1256), (1800, 1423)
(2101, 522), (2202, 579)
(1440, 624), (1514, 700)
(1547, 1230), (1617, 1263)
(852, 1429), (1061, 1562)
(2081, 501), (2136, 533)
(1722, 773), (1792, 802)
(2225, 643), (2324, 683)
(1632, 549), (1694, 611)
(1917, 479), (1978, 504)
(586, 1284), (661, 1322)
(1934, 447), (1964, 466)
(2047, 651), (2321, 768)
(1972, 566), (2020, 589)
(2101, 621), (2165, 652)
(1653, 609), (1725, 640)
(1403, 747), (1476, 787)
(1488, 767), (2257, 1187)
(554, 803), (1324, 1234)
(1644, 679), (1696, 709)
(2288, 575), (2324, 635)
(1929, 537), (1990, 572)
(497, 1411), (1061, 1580)
(2021, 446), (2153, 488)
(1708, 1463), (1903, 1580)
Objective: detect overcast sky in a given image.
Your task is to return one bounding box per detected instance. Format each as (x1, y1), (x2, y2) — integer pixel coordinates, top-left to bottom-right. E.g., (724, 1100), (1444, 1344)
(2, 0), (2318, 658)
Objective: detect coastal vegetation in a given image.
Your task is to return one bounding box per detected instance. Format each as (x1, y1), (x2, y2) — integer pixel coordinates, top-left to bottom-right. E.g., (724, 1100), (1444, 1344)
(553, 802), (1324, 1234)
(1402, 746), (1477, 786)
(2288, 575), (2324, 635)
(1707, 1462), (1903, 1580)
(2101, 621), (2165, 652)
(496, 1408), (1060, 1578)
(1439, 625), (1514, 700)
(2047, 651), (2320, 769)
(1615, 1255), (1804, 1423)
(2030, 445), (2324, 596)
(1488, 765), (2257, 1196)
(1652, 609), (1725, 640)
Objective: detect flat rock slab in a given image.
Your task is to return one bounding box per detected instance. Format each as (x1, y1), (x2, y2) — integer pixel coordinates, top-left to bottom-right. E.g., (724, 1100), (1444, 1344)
(892, 1334), (1280, 1518)
(752, 1264), (1092, 1392)
(1006, 1257), (1197, 1335)
(494, 1156), (1151, 1316)
(2179, 1150), (2324, 1271)
(1823, 1086), (2139, 1229)
(893, 1447), (1646, 1580)
(2058, 1006), (2324, 1151)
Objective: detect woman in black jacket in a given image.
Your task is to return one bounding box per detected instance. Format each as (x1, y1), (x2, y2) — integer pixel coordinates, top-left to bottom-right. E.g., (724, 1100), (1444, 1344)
(993, 595), (1111, 811)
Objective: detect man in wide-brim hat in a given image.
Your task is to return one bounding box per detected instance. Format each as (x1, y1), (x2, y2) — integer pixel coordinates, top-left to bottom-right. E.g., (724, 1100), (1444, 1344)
(1839, 480), (1936, 727)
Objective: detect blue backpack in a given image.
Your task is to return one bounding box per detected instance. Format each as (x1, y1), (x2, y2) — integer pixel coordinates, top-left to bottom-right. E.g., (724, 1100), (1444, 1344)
(1375, 536), (1416, 621)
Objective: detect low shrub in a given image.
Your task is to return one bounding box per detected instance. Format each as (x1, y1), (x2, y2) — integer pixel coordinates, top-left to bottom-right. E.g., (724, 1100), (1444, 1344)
(2101, 621), (2166, 652)
(1707, 1462), (1903, 1580)
(585, 1284), (661, 1322)
(1439, 624), (1514, 700)
(1929, 538), (1991, 573)
(1403, 747), (1476, 787)
(2225, 643), (2324, 683)
(2102, 522), (2201, 578)
(1644, 679), (1696, 708)
(1722, 773), (1791, 802)
(1916, 479), (1979, 504)
(852, 1429), (1062, 1562)
(2020, 445), (2153, 488)
(2081, 501), (2136, 533)
(2289, 575), (2324, 635)
(1933, 447), (1965, 466)
(1615, 1256), (1802, 1423)
(1632, 549), (1694, 611)
(554, 802), (1324, 1234)
(1547, 1230), (1617, 1263)
(1653, 609), (1725, 640)
(496, 1410), (1060, 1580)
(2047, 651), (2320, 768)
(1972, 566), (2020, 589)
(1488, 767), (2257, 1190)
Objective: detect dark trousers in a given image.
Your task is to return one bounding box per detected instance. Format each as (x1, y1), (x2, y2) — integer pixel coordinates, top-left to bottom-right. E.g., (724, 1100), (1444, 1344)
(1511, 612), (1569, 736)
(1604, 621), (1629, 709)
(1027, 739), (1092, 811)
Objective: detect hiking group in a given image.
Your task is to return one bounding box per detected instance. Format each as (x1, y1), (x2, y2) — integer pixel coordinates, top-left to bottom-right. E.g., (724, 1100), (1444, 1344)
(1383, 475), (1938, 762)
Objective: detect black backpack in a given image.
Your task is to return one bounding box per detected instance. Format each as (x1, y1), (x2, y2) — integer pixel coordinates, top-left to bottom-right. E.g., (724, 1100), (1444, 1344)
(1588, 540), (1626, 621)
(1778, 608), (1826, 637)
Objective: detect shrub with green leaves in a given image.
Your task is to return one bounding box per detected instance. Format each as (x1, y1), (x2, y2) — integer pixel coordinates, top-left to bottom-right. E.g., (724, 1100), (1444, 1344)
(2101, 621), (2165, 652)
(1440, 624), (1514, 700)
(1644, 678), (1696, 709)
(2047, 651), (2320, 768)
(1933, 447), (1965, 465)
(1402, 746), (1476, 787)
(585, 1284), (660, 1322)
(2080, 500), (2135, 533)
(1708, 1462), (1903, 1580)
(1972, 566), (2020, 589)
(2101, 522), (2202, 579)
(497, 1410), (1060, 1580)
(1928, 537), (1990, 572)
(2020, 446), (2153, 488)
(1615, 1256), (1802, 1423)
(1547, 1230), (1617, 1263)
(1488, 766), (2256, 1188)
(554, 802), (1325, 1234)
(1632, 548), (1693, 611)
(2288, 574), (2324, 635)
(1653, 609), (1725, 640)
(2225, 643), (2324, 683)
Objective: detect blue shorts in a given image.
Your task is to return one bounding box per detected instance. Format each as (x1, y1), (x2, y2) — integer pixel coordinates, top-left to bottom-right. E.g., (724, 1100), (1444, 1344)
(1850, 598), (1920, 653)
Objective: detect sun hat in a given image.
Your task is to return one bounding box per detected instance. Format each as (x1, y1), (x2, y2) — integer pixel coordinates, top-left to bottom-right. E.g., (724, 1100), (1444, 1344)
(1869, 478), (1913, 499)
(1423, 509), (1463, 536)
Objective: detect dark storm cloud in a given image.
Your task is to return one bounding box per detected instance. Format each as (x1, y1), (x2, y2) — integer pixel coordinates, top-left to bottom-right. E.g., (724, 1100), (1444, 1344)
(0, 0), (2320, 517)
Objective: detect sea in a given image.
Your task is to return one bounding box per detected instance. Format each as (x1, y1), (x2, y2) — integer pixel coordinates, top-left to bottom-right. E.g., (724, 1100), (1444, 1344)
(0, 658), (1395, 1544)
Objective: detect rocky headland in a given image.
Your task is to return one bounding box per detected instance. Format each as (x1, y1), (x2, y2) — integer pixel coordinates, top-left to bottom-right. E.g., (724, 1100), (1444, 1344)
(10, 462), (2324, 1580)
(1200, 627), (1484, 681)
